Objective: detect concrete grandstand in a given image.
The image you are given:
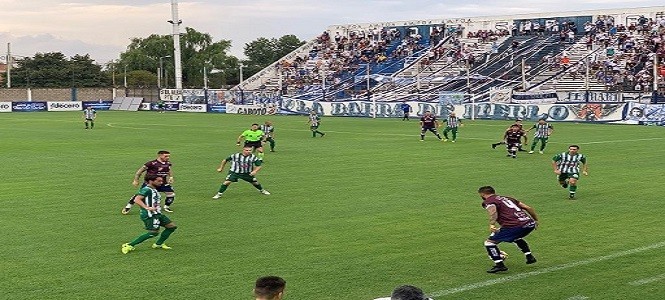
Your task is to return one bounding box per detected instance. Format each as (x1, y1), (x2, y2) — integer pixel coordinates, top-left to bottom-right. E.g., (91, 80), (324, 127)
(233, 6), (665, 103)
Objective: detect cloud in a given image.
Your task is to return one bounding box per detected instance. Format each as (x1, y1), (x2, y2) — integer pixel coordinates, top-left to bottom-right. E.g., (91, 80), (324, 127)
(1, 0), (664, 64)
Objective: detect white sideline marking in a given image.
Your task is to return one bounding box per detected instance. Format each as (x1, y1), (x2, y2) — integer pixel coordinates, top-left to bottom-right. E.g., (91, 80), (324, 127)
(424, 241), (665, 298)
(566, 296), (589, 300)
(629, 273), (665, 286)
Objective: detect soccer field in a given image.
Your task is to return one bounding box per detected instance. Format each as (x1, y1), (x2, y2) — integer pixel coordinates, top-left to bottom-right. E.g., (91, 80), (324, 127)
(0, 111), (663, 300)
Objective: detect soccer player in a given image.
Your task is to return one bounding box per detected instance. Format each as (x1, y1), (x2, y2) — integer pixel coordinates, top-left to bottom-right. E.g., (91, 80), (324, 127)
(83, 106), (96, 129)
(503, 124), (527, 158)
(491, 118), (526, 150)
(212, 146), (271, 198)
(526, 119), (554, 154)
(121, 174), (178, 254)
(419, 111), (443, 141)
(121, 150), (176, 214)
(442, 112), (463, 142)
(254, 276), (286, 300)
(261, 121), (276, 152)
(389, 285), (432, 300)
(237, 123), (266, 159)
(478, 186), (538, 273)
(552, 145), (589, 199)
(401, 101), (412, 121)
(308, 111), (326, 137)
(156, 100), (165, 113)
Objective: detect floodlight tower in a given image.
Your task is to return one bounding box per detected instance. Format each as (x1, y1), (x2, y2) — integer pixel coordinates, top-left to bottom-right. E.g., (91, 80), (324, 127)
(168, 0), (183, 90)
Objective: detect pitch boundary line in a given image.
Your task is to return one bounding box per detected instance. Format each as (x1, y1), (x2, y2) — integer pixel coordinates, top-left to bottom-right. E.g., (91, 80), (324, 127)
(628, 273), (665, 286)
(424, 241), (665, 298)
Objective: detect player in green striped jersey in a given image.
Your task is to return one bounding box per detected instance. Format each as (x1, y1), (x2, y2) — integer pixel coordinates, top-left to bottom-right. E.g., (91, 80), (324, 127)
(526, 119), (553, 154)
(552, 145), (589, 199)
(121, 174), (178, 254)
(308, 111), (326, 137)
(213, 146), (270, 198)
(83, 107), (96, 129)
(442, 112), (463, 142)
(260, 121), (276, 152)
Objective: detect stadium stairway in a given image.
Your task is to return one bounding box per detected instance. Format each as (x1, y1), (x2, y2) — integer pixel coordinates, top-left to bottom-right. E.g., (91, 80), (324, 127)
(529, 37), (609, 92)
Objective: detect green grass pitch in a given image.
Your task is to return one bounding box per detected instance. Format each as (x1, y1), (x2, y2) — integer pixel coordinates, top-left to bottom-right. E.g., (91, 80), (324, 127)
(0, 111), (663, 300)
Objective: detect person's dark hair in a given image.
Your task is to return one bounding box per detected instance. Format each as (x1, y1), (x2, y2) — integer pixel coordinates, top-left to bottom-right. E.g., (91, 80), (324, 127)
(157, 150), (170, 155)
(254, 276), (286, 299)
(252, 123), (260, 127)
(144, 174), (161, 182)
(391, 285), (427, 300)
(478, 186), (496, 194)
(569, 145), (580, 150)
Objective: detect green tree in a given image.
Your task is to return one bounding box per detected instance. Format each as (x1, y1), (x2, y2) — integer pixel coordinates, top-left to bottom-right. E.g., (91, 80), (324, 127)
(116, 27), (237, 88)
(10, 52), (106, 88)
(243, 34), (306, 81)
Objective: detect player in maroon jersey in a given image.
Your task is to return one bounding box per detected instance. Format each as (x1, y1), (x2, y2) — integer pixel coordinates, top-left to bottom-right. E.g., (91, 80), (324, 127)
(122, 150), (176, 214)
(479, 186), (539, 273)
(502, 124), (528, 158)
(419, 111), (443, 141)
(491, 118), (527, 152)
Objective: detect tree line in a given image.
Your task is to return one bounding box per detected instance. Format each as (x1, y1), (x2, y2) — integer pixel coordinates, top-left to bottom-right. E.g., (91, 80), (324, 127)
(2, 28), (305, 89)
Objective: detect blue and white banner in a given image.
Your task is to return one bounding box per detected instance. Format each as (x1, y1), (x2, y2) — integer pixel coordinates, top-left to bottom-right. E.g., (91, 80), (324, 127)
(438, 92), (465, 105)
(623, 102), (665, 125)
(511, 90), (558, 104)
(152, 101), (180, 111)
(277, 98), (624, 122)
(12, 101), (47, 112)
(48, 101), (82, 112)
(82, 100), (113, 110)
(207, 104), (226, 113)
(279, 98), (453, 118)
(0, 102), (12, 112)
(467, 102), (624, 122)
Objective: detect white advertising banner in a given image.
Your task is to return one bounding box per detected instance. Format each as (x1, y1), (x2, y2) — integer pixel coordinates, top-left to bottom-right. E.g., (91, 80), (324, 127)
(139, 103), (151, 111)
(47, 101), (83, 111)
(0, 102), (12, 112)
(226, 103), (277, 115)
(159, 89), (183, 101)
(177, 103), (207, 113)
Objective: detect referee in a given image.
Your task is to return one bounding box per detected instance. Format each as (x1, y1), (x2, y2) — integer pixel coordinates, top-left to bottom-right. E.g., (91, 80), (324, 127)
(237, 123), (266, 159)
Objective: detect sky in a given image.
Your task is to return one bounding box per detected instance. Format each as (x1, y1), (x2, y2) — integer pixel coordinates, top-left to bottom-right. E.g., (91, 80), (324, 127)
(0, 0), (664, 64)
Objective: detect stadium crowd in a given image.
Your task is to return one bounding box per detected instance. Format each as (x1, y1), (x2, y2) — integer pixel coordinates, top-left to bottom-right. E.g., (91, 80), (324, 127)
(277, 28), (427, 96)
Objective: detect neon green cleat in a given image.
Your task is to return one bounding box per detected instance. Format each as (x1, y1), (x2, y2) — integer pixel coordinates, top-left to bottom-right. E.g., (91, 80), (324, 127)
(121, 243), (135, 254)
(152, 243), (172, 250)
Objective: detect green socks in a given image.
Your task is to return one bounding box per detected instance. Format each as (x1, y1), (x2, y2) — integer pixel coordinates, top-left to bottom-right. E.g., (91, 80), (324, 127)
(155, 227), (176, 245)
(129, 232), (157, 246)
(218, 184), (229, 193)
(253, 183), (263, 190)
(569, 185), (577, 193)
